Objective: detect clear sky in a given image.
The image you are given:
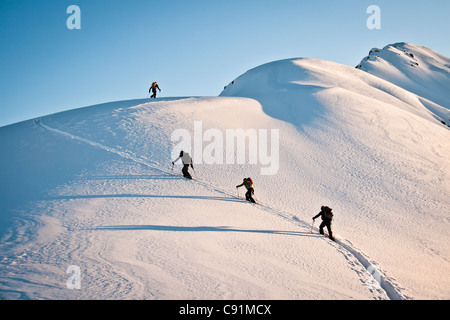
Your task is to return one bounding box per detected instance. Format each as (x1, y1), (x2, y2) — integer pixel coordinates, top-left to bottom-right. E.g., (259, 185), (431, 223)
(1, 0), (449, 127)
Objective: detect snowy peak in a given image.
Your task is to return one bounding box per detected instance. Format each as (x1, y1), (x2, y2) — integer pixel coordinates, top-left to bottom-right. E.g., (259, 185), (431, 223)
(221, 42), (450, 127)
(356, 42), (450, 75)
(356, 42), (450, 123)
(220, 55), (448, 129)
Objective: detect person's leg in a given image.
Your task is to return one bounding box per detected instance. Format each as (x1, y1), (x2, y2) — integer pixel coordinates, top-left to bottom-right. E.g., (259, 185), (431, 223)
(182, 164), (192, 179)
(326, 221), (334, 240)
(250, 190), (255, 203)
(319, 221), (325, 235)
(246, 189), (255, 203)
(182, 164), (188, 177)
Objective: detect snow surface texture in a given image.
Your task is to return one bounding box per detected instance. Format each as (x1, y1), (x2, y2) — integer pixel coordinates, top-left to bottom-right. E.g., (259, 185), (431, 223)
(1, 43), (449, 300)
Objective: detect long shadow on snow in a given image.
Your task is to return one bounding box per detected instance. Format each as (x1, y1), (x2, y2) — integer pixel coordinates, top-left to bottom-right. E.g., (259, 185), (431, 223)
(220, 59), (329, 130)
(93, 224), (319, 238)
(48, 194), (244, 203)
(78, 174), (180, 181)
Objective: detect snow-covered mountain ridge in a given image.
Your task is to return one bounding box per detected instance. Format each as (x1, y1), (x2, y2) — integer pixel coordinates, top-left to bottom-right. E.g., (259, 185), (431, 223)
(356, 42), (450, 124)
(0, 43), (449, 300)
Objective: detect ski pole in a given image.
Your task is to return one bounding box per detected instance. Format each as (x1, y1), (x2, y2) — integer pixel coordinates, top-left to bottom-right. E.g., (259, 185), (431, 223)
(236, 187), (239, 199)
(310, 219), (315, 233)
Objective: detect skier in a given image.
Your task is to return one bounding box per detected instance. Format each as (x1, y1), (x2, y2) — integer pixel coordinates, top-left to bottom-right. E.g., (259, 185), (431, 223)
(149, 82), (161, 98)
(172, 150), (193, 179)
(236, 177), (256, 203)
(312, 206), (334, 240)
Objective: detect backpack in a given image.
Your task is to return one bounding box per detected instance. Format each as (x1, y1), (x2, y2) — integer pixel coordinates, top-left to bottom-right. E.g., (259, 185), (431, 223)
(244, 177), (254, 189)
(323, 206), (333, 219)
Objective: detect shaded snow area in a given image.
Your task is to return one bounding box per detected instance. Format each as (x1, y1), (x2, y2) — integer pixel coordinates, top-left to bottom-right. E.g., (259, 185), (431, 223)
(1, 43), (449, 300)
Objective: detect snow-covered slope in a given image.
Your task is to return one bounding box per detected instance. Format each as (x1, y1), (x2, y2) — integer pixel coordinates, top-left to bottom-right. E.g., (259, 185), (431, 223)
(1, 97), (388, 300)
(356, 42), (450, 124)
(220, 53), (450, 299)
(1, 43), (449, 300)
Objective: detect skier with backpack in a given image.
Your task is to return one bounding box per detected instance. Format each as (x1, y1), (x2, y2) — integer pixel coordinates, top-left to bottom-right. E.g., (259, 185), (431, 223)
(312, 206), (334, 240)
(172, 150), (193, 179)
(236, 177), (256, 203)
(149, 82), (161, 98)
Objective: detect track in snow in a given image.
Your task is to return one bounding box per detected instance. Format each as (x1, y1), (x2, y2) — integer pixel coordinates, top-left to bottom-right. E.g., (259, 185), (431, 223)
(36, 119), (410, 300)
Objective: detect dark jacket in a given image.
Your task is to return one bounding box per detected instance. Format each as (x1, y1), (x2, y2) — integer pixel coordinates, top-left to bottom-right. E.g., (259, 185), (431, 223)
(150, 82), (161, 93)
(313, 206), (333, 221)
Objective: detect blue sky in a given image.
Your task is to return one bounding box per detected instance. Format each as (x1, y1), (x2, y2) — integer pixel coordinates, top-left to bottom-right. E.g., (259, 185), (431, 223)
(1, 0), (449, 127)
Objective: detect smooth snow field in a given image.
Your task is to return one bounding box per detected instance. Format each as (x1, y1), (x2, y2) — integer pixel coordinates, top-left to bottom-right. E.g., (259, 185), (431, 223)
(1, 43), (449, 300)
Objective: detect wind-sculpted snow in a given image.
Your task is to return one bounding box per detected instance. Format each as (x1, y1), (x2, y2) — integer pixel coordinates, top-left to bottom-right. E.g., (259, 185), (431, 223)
(356, 42), (450, 124)
(1, 43), (449, 300)
(41, 119), (413, 300)
(0, 117), (407, 299)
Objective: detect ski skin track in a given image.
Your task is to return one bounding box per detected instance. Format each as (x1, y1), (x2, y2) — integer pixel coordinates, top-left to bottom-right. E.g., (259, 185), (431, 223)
(36, 119), (409, 300)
